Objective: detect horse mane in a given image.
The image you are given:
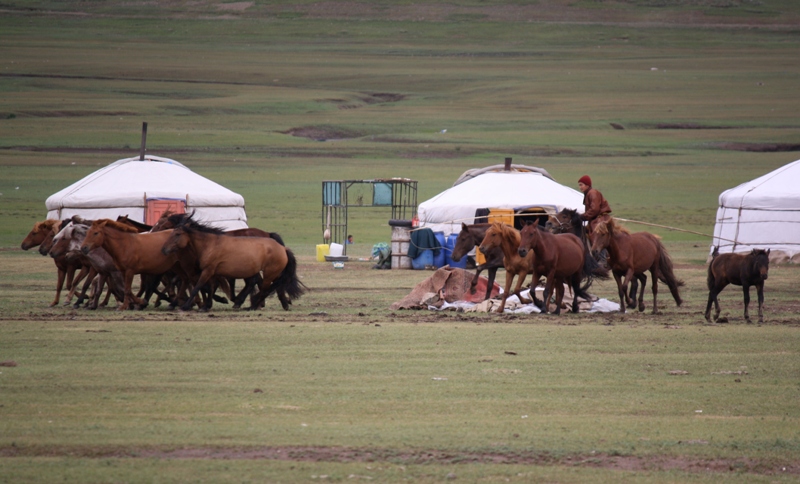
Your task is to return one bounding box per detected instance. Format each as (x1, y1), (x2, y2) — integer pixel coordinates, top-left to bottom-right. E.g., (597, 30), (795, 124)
(607, 218), (630, 235)
(34, 219), (60, 234)
(176, 213), (225, 235)
(95, 218), (141, 233)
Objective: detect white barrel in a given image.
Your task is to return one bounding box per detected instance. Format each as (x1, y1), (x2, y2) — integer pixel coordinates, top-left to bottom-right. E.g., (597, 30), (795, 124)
(391, 225), (411, 269)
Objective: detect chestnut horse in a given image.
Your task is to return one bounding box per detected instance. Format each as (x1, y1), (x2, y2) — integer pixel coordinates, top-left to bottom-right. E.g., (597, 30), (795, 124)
(478, 223), (540, 313)
(449, 223), (504, 301)
(22, 219), (87, 307)
(161, 222), (305, 311)
(705, 247), (769, 324)
(80, 219), (185, 310)
(518, 222), (608, 314)
(547, 208), (640, 306)
(590, 218), (683, 314)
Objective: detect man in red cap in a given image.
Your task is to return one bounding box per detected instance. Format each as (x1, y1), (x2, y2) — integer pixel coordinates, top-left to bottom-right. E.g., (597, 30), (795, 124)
(578, 175), (612, 241)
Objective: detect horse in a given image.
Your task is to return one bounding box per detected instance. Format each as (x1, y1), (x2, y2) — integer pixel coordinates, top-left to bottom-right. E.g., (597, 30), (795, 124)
(160, 222), (306, 311)
(80, 219), (187, 310)
(116, 215), (153, 233)
(22, 219), (89, 307)
(589, 218), (684, 314)
(49, 222), (125, 310)
(705, 248), (769, 324)
(155, 212), (287, 308)
(547, 208), (641, 306)
(449, 223), (504, 301)
(518, 222), (608, 314)
(478, 222), (541, 313)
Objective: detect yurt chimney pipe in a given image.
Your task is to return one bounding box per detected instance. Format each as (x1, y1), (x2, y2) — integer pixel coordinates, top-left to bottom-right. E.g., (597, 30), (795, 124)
(139, 122), (148, 161)
(504, 157), (512, 171)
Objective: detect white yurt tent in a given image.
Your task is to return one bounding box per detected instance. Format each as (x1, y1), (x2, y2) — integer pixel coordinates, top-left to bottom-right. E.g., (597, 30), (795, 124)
(711, 159), (800, 263)
(418, 164), (585, 236)
(46, 155), (248, 230)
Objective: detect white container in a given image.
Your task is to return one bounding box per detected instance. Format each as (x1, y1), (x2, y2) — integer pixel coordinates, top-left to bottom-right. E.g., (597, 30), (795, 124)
(390, 225), (411, 269)
(329, 243), (344, 257)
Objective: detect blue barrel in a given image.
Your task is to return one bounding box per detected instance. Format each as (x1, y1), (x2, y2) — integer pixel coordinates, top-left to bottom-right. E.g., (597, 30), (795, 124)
(445, 233), (467, 268)
(433, 231), (446, 268)
(411, 250), (434, 270)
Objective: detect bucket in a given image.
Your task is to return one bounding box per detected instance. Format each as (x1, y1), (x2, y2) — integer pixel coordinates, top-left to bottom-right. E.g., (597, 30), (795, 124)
(390, 224), (411, 269)
(411, 250), (434, 270)
(316, 244), (330, 262)
(433, 231), (446, 268)
(445, 233), (467, 269)
(329, 243), (343, 257)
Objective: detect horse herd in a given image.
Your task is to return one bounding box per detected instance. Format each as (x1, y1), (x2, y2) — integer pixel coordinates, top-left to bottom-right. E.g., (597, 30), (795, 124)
(20, 212), (306, 312)
(20, 208), (770, 322)
(449, 209), (771, 323)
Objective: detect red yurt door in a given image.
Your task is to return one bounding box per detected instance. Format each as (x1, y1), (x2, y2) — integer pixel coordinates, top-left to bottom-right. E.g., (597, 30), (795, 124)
(145, 199), (186, 225)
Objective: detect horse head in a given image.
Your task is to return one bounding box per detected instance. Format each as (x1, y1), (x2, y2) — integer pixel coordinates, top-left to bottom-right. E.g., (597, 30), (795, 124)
(751, 248), (770, 281)
(478, 222), (506, 255)
(48, 222), (75, 259)
(81, 219), (111, 255)
(161, 226), (191, 256)
(21, 220), (58, 250)
(589, 219), (612, 259)
(518, 221), (540, 257)
(450, 223), (474, 263)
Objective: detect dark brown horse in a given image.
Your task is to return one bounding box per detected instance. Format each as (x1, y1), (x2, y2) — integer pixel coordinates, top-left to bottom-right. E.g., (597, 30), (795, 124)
(590, 218), (683, 314)
(161, 222), (305, 311)
(705, 248), (769, 324)
(116, 215), (153, 233)
(449, 223), (504, 301)
(518, 222), (608, 314)
(478, 223), (541, 313)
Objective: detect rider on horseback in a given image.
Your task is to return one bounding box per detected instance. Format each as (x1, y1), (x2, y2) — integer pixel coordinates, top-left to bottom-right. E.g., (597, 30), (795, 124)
(578, 175), (612, 241)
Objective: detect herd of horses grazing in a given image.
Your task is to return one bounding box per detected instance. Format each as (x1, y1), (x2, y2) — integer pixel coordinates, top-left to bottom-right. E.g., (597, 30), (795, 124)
(450, 208), (770, 322)
(20, 212), (306, 312)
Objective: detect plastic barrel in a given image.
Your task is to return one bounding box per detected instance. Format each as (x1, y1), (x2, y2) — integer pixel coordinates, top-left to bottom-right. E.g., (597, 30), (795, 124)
(433, 231), (446, 268)
(445, 233), (467, 268)
(411, 250), (434, 270)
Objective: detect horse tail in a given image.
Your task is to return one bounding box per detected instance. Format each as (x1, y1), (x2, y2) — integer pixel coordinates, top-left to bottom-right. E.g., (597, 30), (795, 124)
(268, 248), (307, 310)
(577, 245), (609, 296)
(269, 232), (286, 247)
(706, 247), (719, 292)
(655, 240), (684, 306)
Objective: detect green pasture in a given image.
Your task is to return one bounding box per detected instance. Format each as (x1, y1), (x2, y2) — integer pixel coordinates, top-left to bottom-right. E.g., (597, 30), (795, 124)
(1, 1), (799, 481)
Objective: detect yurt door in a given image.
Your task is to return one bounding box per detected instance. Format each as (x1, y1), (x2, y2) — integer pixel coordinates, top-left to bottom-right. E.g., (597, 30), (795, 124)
(146, 198), (186, 225)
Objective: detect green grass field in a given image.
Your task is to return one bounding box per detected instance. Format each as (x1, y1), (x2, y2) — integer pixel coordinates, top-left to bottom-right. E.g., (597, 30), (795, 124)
(1, 1), (799, 482)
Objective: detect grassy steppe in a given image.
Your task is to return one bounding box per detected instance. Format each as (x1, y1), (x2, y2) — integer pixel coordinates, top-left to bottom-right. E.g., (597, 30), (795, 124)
(1, 1), (799, 482)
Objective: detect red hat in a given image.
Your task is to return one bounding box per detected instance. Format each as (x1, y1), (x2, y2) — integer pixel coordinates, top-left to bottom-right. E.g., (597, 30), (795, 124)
(578, 175), (592, 186)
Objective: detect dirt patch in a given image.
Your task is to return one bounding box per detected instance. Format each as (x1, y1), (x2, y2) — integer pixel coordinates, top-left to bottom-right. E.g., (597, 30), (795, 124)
(280, 126), (366, 141)
(716, 142), (800, 152)
(1, 445), (797, 475)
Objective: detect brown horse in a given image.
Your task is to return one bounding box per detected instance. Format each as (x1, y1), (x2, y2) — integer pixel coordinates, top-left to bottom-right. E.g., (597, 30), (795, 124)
(449, 223), (504, 301)
(22, 219), (89, 307)
(80, 219), (185, 310)
(478, 223), (541, 313)
(590, 218), (683, 314)
(50, 222), (125, 310)
(116, 215), (153, 233)
(161, 223), (305, 311)
(518, 222), (608, 314)
(705, 248), (769, 324)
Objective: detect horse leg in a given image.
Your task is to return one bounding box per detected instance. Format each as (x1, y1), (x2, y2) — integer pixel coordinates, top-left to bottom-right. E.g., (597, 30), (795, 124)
(233, 276), (259, 309)
(64, 265), (89, 306)
(650, 270), (659, 314)
(50, 266), (68, 307)
(611, 270), (626, 313)
(182, 270), (214, 311)
(704, 288), (718, 323)
(496, 271), (517, 313)
(633, 274), (646, 311)
(483, 267), (498, 302)
(742, 283), (752, 323)
(756, 282), (765, 323)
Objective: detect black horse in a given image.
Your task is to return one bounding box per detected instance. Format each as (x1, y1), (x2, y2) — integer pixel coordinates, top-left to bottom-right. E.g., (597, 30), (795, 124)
(705, 247), (770, 323)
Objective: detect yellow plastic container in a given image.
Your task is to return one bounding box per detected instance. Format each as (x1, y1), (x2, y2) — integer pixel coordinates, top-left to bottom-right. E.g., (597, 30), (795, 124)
(476, 247), (486, 266)
(488, 208), (515, 226)
(316, 244), (330, 262)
